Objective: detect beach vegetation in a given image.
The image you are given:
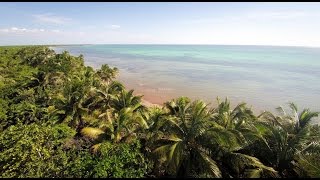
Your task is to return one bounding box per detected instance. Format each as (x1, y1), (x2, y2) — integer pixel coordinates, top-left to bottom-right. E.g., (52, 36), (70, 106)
(0, 46), (319, 178)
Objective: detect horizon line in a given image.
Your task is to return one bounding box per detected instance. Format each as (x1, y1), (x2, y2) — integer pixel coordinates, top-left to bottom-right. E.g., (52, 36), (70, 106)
(1, 43), (320, 49)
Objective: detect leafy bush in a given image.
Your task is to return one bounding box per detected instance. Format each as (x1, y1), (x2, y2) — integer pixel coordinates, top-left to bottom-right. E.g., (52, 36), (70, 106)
(0, 123), (75, 177)
(92, 140), (147, 178)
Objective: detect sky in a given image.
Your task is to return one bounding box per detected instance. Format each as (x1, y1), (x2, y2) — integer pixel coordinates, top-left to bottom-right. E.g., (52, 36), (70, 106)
(1, 2), (320, 47)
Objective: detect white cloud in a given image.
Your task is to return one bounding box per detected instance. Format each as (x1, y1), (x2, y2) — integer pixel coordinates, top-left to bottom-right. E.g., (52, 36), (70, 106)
(32, 13), (71, 24)
(110, 24), (120, 29)
(0, 27), (62, 33)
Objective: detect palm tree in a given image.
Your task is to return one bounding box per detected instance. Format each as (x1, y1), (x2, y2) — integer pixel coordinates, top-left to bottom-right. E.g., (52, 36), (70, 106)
(80, 106), (148, 148)
(296, 155), (320, 177)
(149, 97), (221, 177)
(109, 89), (148, 142)
(206, 97), (278, 178)
(111, 89), (145, 112)
(18, 46), (55, 67)
(210, 97), (263, 146)
(150, 97), (277, 177)
(96, 64), (118, 85)
(253, 102), (320, 177)
(148, 97), (278, 178)
(48, 67), (96, 130)
(82, 80), (125, 112)
(80, 88), (148, 152)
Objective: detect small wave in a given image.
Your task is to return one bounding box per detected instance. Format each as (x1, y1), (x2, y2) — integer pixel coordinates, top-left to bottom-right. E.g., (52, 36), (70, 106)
(143, 87), (174, 93)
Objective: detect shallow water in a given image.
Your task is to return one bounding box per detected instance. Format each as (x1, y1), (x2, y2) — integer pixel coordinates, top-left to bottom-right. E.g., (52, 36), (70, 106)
(52, 44), (320, 119)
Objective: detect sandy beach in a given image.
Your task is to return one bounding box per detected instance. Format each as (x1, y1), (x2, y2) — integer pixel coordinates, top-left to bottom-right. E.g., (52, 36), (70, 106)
(132, 87), (170, 108)
(141, 98), (162, 108)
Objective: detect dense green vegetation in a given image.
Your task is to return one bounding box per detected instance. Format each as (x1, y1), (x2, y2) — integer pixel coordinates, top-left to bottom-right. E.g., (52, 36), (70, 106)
(0, 46), (319, 178)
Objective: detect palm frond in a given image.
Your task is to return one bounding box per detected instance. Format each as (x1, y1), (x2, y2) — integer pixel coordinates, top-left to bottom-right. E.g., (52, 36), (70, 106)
(153, 143), (177, 164)
(288, 102), (298, 114)
(197, 150), (222, 178)
(80, 127), (105, 140)
(223, 152), (279, 177)
(299, 109), (319, 129)
(295, 154), (320, 177)
(91, 143), (102, 154)
(244, 168), (263, 178)
(276, 106), (286, 116)
(161, 134), (183, 142)
(299, 142), (320, 155)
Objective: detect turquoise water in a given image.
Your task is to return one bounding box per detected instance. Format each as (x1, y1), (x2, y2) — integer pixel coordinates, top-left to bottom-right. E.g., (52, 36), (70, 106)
(52, 44), (320, 117)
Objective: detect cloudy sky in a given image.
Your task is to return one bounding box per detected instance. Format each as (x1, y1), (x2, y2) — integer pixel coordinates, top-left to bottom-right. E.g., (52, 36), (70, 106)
(1, 2), (320, 47)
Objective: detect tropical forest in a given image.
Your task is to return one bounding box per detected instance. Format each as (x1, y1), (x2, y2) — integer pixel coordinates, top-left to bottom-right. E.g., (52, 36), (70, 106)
(0, 46), (319, 178)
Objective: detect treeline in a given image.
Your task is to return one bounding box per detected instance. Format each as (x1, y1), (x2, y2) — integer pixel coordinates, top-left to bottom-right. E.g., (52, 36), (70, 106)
(0, 46), (319, 178)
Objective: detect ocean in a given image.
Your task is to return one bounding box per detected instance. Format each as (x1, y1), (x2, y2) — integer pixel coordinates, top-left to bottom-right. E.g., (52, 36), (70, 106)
(52, 44), (320, 119)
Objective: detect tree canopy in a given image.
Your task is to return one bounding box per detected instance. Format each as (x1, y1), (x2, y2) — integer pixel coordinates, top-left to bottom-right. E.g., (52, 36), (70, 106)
(0, 46), (319, 178)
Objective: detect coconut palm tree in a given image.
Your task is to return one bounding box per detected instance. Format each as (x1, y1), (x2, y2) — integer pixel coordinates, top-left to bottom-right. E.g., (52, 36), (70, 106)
(18, 46), (55, 67)
(149, 97), (221, 177)
(48, 67), (96, 130)
(210, 97), (263, 146)
(148, 97), (278, 178)
(96, 64), (118, 85)
(110, 89), (147, 113)
(80, 88), (148, 152)
(251, 102), (320, 177)
(82, 80), (124, 112)
(79, 104), (148, 153)
(296, 155), (320, 177)
(206, 97), (278, 178)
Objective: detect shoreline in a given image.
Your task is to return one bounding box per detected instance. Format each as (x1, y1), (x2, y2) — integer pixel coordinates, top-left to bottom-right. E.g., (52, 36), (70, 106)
(132, 88), (167, 108)
(141, 98), (162, 108)
(50, 45), (320, 122)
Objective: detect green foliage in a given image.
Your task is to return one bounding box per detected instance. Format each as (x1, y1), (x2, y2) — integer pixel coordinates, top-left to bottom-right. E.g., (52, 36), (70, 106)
(61, 148), (96, 178)
(295, 154), (320, 177)
(248, 103), (320, 177)
(0, 46), (319, 178)
(0, 98), (8, 124)
(96, 64), (118, 84)
(92, 140), (147, 178)
(0, 123), (75, 177)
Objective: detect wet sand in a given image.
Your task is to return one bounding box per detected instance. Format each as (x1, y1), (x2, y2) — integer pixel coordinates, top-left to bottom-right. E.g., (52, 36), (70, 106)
(128, 85), (172, 108)
(122, 79), (269, 114)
